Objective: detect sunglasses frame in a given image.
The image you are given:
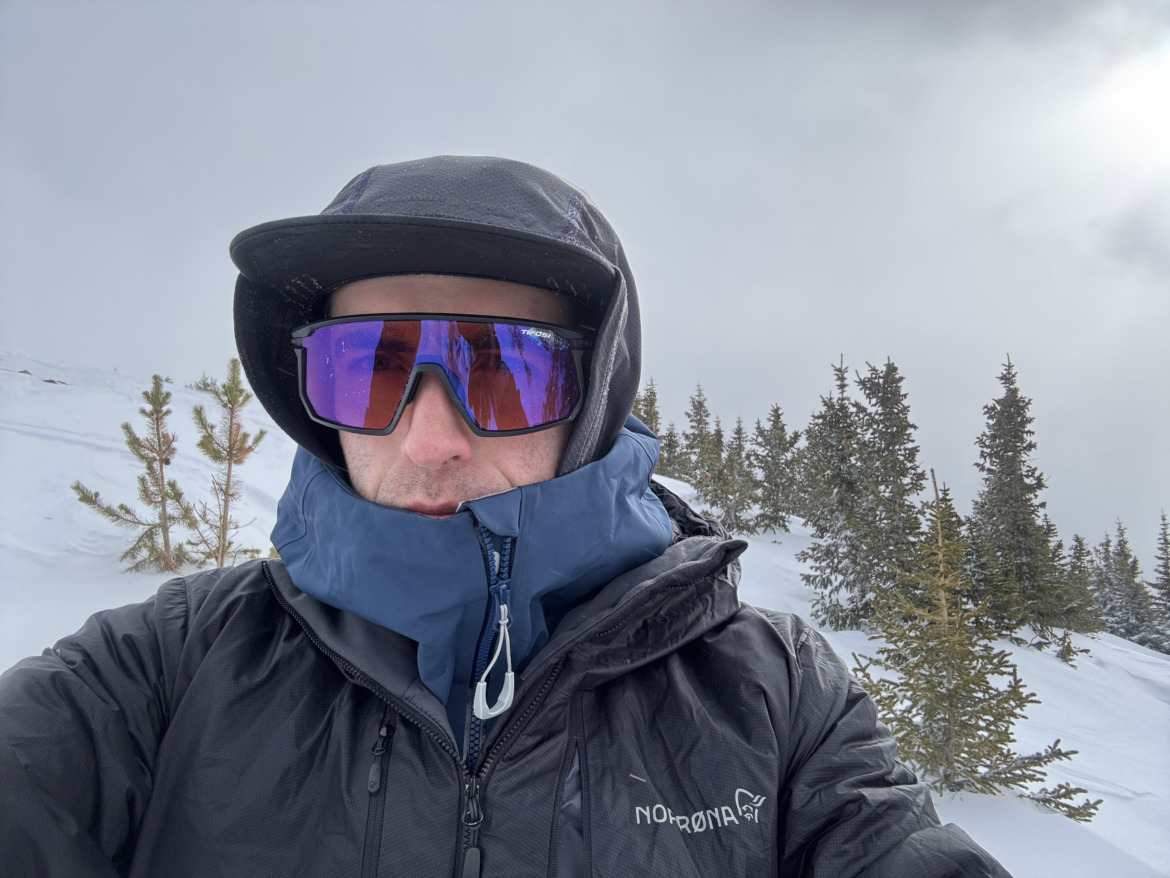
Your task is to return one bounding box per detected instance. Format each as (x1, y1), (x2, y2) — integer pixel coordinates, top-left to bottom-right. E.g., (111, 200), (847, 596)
(291, 313), (590, 438)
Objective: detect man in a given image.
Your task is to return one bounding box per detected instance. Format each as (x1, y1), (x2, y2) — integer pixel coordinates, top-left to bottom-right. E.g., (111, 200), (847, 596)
(0, 156), (1009, 876)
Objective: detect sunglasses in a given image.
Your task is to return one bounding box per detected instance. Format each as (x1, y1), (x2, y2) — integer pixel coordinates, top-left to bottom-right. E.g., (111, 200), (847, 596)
(292, 314), (589, 437)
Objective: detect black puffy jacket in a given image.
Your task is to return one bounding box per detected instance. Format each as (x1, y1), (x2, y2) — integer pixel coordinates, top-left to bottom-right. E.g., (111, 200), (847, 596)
(0, 489), (1008, 877)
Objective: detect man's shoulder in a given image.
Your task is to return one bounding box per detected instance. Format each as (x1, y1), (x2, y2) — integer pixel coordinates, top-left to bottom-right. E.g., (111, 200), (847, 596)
(738, 604), (822, 647)
(719, 603), (821, 656)
(180, 557), (274, 595)
(147, 559), (289, 645)
(695, 603), (853, 696)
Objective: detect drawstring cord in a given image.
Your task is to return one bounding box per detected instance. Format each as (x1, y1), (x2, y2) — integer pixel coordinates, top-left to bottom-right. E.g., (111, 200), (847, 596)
(473, 602), (514, 719)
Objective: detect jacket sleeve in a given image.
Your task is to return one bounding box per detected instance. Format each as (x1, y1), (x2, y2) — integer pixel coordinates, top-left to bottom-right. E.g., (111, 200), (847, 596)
(767, 613), (1012, 878)
(0, 578), (191, 877)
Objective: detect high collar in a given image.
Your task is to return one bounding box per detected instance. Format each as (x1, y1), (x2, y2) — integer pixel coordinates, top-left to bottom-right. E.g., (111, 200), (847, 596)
(271, 417), (672, 730)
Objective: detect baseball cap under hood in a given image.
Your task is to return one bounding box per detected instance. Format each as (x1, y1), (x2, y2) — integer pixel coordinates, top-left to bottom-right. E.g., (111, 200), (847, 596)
(231, 155), (643, 475)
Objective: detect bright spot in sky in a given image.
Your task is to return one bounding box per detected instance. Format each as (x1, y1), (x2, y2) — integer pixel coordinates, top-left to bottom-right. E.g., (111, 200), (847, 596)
(1083, 43), (1170, 170)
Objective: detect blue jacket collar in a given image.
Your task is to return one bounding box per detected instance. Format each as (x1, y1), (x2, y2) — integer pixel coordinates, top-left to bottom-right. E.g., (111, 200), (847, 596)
(272, 417), (672, 735)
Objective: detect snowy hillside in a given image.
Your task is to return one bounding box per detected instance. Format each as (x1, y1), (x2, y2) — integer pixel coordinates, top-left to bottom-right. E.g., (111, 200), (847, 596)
(1, 354), (1167, 877)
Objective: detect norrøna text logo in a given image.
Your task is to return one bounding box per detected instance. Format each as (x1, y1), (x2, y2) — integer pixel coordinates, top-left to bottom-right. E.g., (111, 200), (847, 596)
(634, 789), (767, 833)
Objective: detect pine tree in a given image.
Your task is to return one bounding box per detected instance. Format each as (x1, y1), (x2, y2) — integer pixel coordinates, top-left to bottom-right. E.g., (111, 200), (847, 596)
(704, 417), (756, 534)
(1027, 522), (1096, 663)
(72, 375), (193, 573)
(1091, 532), (1117, 627)
(185, 359), (268, 568)
(897, 481), (965, 607)
(657, 422), (683, 480)
(796, 359), (875, 630)
(853, 474), (1101, 822)
(1040, 535), (1103, 665)
(681, 384), (718, 491)
(1063, 535), (1102, 633)
(855, 359), (927, 599)
(1037, 515), (1065, 636)
(965, 359), (1059, 633)
(797, 358), (927, 630)
(711, 417), (725, 463)
(1039, 520), (1102, 644)
(1149, 512), (1170, 631)
(749, 404), (800, 535)
(1093, 522), (1166, 652)
(631, 377), (661, 436)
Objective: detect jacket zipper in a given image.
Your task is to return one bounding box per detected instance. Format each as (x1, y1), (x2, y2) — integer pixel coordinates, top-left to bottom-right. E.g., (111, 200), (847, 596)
(466, 526), (515, 772)
(460, 776), (484, 878)
(263, 562), (564, 878)
(361, 710), (393, 878)
(465, 579), (507, 767)
(263, 533), (741, 875)
(368, 721), (391, 795)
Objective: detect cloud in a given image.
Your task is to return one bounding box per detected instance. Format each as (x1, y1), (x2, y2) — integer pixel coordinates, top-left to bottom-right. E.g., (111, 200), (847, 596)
(1101, 193), (1170, 275)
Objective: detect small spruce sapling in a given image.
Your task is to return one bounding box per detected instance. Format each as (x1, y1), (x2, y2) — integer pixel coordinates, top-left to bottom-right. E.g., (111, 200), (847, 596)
(72, 375), (193, 573)
(185, 359), (267, 568)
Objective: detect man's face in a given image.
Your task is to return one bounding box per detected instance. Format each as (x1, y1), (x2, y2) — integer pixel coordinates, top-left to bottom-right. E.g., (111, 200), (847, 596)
(330, 275), (576, 515)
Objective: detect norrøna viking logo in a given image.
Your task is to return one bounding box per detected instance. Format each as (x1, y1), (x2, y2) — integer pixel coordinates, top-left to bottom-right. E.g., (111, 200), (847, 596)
(735, 788), (766, 822)
(634, 788), (768, 834)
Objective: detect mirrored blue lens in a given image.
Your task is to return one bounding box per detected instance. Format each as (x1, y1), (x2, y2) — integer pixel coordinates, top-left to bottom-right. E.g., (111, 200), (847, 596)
(300, 318), (581, 433)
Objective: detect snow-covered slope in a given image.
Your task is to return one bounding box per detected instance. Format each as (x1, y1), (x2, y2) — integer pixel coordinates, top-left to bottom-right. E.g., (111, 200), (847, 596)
(2, 354), (1167, 877)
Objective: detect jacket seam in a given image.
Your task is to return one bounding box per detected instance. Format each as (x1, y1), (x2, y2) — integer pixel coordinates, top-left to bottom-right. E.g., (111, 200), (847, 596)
(238, 216), (613, 264)
(586, 567), (724, 643)
(165, 576), (194, 725)
(575, 695), (593, 878)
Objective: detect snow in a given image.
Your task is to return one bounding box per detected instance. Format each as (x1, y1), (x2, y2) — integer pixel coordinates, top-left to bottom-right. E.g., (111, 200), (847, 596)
(2, 355), (1168, 877)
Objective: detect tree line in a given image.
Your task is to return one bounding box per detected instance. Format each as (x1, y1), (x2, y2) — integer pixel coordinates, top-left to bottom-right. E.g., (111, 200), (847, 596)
(635, 359), (1169, 653)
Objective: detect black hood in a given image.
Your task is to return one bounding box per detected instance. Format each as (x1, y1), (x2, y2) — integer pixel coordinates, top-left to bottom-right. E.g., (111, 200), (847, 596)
(230, 155), (642, 475)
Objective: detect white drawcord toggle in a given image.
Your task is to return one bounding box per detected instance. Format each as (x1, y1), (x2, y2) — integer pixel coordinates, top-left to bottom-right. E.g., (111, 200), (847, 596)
(473, 603), (515, 720)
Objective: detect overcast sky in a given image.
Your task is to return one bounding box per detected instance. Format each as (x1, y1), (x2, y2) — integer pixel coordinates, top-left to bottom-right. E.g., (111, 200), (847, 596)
(2, 0), (1168, 569)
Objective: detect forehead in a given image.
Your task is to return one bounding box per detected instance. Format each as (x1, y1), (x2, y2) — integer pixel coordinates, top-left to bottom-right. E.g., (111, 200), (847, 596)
(329, 275), (576, 325)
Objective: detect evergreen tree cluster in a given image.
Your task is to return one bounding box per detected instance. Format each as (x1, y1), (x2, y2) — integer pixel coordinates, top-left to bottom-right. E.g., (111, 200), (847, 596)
(1090, 518), (1170, 653)
(73, 359), (267, 573)
(635, 380), (799, 536)
(796, 359), (926, 629)
(639, 356), (1167, 822)
(637, 358), (1169, 655)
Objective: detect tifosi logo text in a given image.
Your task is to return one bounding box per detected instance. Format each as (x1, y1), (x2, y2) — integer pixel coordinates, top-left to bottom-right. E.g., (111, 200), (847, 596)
(634, 788), (767, 833)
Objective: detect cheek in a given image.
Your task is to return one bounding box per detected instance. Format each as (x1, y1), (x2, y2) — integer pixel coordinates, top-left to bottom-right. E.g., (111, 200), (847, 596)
(496, 424), (571, 485)
(338, 432), (389, 499)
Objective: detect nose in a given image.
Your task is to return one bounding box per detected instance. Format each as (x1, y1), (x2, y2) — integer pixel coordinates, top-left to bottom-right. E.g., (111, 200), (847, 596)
(397, 372), (475, 467)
